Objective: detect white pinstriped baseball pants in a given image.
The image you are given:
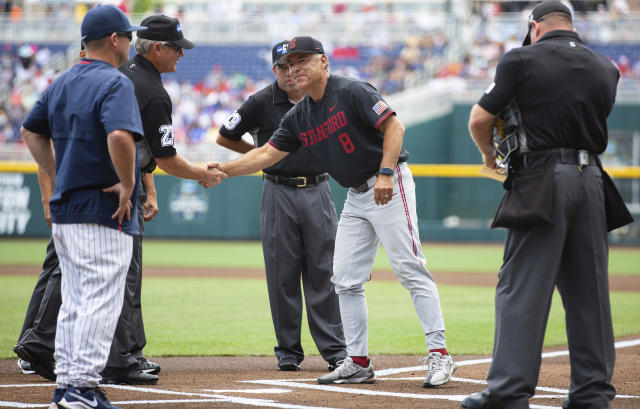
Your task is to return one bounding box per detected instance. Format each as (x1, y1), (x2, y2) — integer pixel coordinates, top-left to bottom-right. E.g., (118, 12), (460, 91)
(332, 162), (446, 356)
(52, 223), (132, 388)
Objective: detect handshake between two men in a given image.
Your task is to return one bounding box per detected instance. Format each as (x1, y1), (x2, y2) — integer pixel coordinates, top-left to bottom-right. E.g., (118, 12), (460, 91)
(199, 164), (227, 188)
(200, 142), (291, 189)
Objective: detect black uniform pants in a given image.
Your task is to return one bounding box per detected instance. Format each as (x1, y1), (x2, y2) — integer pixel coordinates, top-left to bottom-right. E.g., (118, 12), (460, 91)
(17, 238), (60, 359)
(17, 187), (148, 370)
(106, 185), (147, 369)
(260, 180), (346, 365)
(485, 164), (616, 408)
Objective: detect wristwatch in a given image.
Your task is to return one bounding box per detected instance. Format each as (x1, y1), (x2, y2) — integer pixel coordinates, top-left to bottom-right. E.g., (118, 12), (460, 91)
(376, 167), (395, 176)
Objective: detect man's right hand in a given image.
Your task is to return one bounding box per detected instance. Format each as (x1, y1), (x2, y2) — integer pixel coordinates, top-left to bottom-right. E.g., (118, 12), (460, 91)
(43, 201), (52, 228)
(200, 164), (227, 188)
(102, 183), (133, 226)
(482, 152), (497, 169)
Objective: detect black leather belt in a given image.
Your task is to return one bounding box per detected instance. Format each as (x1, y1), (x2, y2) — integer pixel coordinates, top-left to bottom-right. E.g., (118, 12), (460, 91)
(263, 173), (328, 188)
(518, 148), (597, 168)
(351, 181), (371, 193)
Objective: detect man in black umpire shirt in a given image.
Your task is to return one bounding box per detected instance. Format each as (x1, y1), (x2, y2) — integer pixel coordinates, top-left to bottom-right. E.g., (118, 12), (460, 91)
(464, 1), (631, 408)
(104, 14), (222, 384)
(216, 41), (346, 372)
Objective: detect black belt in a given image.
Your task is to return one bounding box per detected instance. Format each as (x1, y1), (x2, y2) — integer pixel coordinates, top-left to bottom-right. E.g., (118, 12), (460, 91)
(351, 181), (371, 193)
(263, 173), (328, 188)
(518, 148), (597, 168)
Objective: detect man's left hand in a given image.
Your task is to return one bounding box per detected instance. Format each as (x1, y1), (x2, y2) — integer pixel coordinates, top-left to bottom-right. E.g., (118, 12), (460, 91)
(374, 174), (394, 205)
(143, 192), (158, 221)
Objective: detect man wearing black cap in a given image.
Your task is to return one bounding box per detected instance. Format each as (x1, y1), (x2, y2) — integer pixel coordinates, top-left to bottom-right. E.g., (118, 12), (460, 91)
(216, 40), (346, 372)
(464, 1), (624, 408)
(208, 36), (455, 388)
(98, 15), (224, 384)
(21, 4), (147, 408)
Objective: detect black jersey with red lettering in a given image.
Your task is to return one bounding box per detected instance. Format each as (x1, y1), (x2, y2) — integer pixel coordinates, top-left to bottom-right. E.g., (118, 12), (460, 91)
(268, 75), (409, 187)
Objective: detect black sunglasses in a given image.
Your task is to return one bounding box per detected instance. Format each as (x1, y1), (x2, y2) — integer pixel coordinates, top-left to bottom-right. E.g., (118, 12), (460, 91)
(115, 32), (133, 41)
(161, 42), (182, 51)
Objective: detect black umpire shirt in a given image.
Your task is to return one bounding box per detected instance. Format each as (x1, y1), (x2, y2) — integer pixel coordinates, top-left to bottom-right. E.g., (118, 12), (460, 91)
(269, 75), (409, 188)
(478, 30), (619, 154)
(219, 81), (326, 177)
(120, 54), (178, 172)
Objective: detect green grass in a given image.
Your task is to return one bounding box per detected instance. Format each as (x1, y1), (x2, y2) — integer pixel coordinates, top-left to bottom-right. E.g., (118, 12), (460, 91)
(2, 275), (638, 359)
(1, 238), (639, 275)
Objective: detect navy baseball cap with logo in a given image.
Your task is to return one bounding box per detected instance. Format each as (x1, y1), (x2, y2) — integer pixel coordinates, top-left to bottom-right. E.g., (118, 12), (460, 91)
(81, 5), (146, 42)
(137, 15), (194, 50)
(272, 40), (289, 66)
(522, 1), (572, 46)
(277, 36), (325, 64)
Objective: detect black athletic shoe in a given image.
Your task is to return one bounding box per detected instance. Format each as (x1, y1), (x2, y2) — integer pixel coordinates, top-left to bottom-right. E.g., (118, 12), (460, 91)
(277, 362), (300, 371)
(100, 368), (158, 385)
(17, 358), (35, 374)
(138, 358), (161, 375)
(13, 344), (56, 381)
(327, 358), (345, 372)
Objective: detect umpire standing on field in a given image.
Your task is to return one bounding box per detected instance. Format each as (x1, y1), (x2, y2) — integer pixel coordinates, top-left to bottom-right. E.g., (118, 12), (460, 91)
(105, 14), (223, 381)
(217, 41), (346, 372)
(119, 14), (222, 187)
(463, 2), (632, 408)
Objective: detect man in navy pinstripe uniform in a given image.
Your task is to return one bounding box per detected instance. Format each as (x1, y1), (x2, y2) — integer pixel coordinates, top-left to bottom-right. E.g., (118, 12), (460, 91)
(21, 5), (147, 409)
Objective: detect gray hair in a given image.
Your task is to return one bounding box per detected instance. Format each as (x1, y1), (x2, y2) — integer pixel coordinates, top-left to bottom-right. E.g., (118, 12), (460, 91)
(315, 53), (330, 72)
(134, 38), (157, 55)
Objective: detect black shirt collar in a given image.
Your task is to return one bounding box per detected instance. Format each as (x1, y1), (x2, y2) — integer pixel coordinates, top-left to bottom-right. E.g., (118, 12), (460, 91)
(272, 81), (292, 105)
(537, 30), (583, 44)
(132, 54), (161, 80)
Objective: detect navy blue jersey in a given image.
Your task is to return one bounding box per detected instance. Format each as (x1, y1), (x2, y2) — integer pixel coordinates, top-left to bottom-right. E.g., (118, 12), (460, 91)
(268, 75), (409, 187)
(219, 81), (326, 177)
(23, 58), (144, 235)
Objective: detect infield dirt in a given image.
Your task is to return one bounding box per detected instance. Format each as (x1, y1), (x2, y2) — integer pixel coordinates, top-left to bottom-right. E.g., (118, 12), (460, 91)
(1, 341), (639, 408)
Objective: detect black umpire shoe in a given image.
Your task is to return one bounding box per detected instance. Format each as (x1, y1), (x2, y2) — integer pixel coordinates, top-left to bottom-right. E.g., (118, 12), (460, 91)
(277, 362), (300, 372)
(13, 344), (56, 381)
(17, 358), (35, 374)
(327, 358), (345, 372)
(460, 391), (491, 409)
(139, 357), (161, 375)
(100, 367), (158, 385)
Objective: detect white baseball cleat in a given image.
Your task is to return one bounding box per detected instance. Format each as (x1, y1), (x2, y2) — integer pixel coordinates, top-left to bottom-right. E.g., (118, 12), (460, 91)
(317, 357), (375, 384)
(422, 352), (457, 387)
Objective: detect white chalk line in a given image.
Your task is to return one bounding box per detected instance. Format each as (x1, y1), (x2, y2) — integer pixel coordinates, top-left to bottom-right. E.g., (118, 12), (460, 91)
(242, 337), (640, 407)
(200, 388), (292, 394)
(1, 338), (638, 408)
(105, 384), (336, 409)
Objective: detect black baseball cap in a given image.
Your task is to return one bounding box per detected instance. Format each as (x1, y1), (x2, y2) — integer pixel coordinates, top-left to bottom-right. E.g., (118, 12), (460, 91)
(277, 36), (325, 64)
(522, 1), (572, 46)
(137, 15), (194, 50)
(272, 40), (289, 66)
(81, 5), (146, 42)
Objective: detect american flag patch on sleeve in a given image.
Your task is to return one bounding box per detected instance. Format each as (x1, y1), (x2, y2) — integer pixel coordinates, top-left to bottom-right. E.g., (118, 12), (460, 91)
(372, 101), (388, 115)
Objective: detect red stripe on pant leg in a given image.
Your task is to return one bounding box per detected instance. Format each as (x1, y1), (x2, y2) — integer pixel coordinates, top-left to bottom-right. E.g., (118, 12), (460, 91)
(396, 165), (421, 264)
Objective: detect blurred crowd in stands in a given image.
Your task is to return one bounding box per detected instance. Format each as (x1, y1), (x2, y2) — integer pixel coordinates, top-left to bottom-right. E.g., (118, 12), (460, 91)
(1, 0), (639, 145)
